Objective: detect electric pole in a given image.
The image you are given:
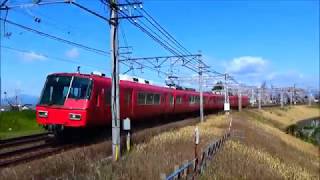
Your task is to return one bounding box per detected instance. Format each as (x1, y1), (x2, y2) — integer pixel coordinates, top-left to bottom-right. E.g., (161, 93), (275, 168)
(199, 62), (204, 122)
(290, 88), (293, 106)
(308, 88), (312, 106)
(0, 4), (2, 107)
(109, 0), (120, 161)
(238, 88), (242, 112)
(280, 88), (284, 108)
(251, 88), (254, 107)
(258, 88), (261, 110)
(224, 73), (230, 113)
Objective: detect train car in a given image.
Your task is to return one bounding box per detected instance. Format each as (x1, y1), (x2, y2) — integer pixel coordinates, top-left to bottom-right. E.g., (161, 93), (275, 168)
(36, 72), (249, 135)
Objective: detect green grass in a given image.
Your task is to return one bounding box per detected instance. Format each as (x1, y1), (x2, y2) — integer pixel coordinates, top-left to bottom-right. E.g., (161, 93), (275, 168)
(0, 110), (44, 140)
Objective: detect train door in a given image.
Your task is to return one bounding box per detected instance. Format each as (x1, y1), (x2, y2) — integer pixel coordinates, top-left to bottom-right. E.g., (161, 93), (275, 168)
(92, 86), (106, 125)
(99, 86), (111, 125)
(168, 93), (174, 113)
(161, 93), (166, 113)
(121, 88), (133, 119)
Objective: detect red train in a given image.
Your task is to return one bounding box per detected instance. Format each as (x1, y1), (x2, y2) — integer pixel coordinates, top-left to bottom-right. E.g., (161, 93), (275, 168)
(36, 72), (249, 134)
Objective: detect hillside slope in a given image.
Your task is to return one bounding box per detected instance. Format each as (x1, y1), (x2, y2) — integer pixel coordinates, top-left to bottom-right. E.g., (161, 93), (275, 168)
(202, 105), (319, 179)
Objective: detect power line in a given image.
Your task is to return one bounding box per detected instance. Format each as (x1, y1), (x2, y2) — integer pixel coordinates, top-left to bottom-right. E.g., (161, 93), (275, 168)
(0, 18), (110, 56)
(70, 1), (110, 23)
(11, 8), (75, 36)
(136, 4), (193, 56)
(116, 9), (208, 73)
(1, 45), (104, 70)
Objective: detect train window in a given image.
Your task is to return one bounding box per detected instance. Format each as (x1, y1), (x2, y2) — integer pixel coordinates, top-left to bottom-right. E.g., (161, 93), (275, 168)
(138, 92), (161, 105)
(138, 92), (146, 105)
(125, 91), (131, 105)
(189, 96), (194, 104)
(154, 94), (160, 104)
(105, 89), (111, 105)
(176, 96), (182, 104)
(146, 93), (154, 104)
(195, 96), (200, 104)
(68, 77), (92, 100)
(39, 75), (72, 105)
(169, 95), (174, 106)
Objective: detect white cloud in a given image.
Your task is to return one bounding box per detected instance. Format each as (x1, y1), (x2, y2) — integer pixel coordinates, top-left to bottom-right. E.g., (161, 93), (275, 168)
(65, 48), (79, 58)
(21, 52), (47, 62)
(226, 56), (268, 75)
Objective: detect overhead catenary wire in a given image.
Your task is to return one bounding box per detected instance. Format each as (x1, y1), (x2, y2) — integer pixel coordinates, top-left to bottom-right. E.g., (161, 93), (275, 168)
(2, 0), (238, 87)
(1, 45), (105, 71)
(130, 0), (194, 57)
(0, 18), (110, 56)
(11, 8), (76, 36)
(119, 13), (200, 73)
(101, 0), (206, 73)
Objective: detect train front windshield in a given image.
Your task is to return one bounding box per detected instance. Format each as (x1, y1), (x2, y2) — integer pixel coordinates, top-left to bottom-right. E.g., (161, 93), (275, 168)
(39, 75), (92, 106)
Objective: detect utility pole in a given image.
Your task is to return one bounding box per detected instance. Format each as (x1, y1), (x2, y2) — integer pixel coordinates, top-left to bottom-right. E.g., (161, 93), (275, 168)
(224, 73), (230, 113)
(251, 88), (254, 107)
(280, 88), (284, 108)
(290, 88), (293, 106)
(199, 63), (204, 122)
(109, 0), (120, 161)
(308, 88), (312, 106)
(0, 5), (2, 107)
(258, 88), (261, 110)
(293, 84), (296, 105)
(238, 88), (242, 112)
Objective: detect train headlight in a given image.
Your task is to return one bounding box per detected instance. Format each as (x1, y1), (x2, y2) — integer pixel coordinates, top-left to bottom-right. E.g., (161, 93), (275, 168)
(69, 113), (81, 120)
(38, 111), (48, 118)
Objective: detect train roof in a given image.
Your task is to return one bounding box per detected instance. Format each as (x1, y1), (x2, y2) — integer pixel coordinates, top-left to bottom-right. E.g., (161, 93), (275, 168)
(48, 72), (215, 95)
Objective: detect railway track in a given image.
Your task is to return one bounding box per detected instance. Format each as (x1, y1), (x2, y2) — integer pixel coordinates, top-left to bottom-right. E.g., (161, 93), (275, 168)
(0, 132), (51, 148)
(0, 133), (64, 168)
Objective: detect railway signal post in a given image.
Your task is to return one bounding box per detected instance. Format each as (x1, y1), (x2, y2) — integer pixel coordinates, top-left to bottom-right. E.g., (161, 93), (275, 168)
(123, 118), (131, 152)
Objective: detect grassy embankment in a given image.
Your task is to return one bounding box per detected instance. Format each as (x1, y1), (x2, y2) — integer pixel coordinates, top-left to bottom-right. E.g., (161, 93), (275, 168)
(201, 105), (319, 179)
(1, 105), (319, 179)
(0, 110), (44, 140)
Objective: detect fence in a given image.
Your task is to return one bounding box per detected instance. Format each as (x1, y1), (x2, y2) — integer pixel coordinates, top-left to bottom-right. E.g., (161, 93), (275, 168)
(163, 131), (231, 180)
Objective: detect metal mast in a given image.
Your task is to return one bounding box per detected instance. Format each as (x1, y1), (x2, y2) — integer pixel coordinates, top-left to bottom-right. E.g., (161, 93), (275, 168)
(199, 61), (204, 122)
(280, 88), (284, 108)
(238, 88), (242, 112)
(224, 73), (229, 104)
(0, 9), (2, 107)
(109, 0), (120, 161)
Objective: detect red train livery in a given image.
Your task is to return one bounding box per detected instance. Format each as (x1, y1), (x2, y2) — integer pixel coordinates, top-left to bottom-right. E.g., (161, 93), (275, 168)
(36, 72), (249, 132)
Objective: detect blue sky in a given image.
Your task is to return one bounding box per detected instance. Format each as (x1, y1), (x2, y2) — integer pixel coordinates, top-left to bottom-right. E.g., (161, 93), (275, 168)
(0, 0), (319, 97)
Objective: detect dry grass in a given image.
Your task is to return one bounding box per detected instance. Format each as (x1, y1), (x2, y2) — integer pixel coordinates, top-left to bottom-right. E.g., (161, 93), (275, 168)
(1, 105), (319, 179)
(108, 115), (229, 180)
(201, 105), (320, 179)
(202, 140), (317, 180)
(0, 115), (229, 180)
(253, 105), (320, 129)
